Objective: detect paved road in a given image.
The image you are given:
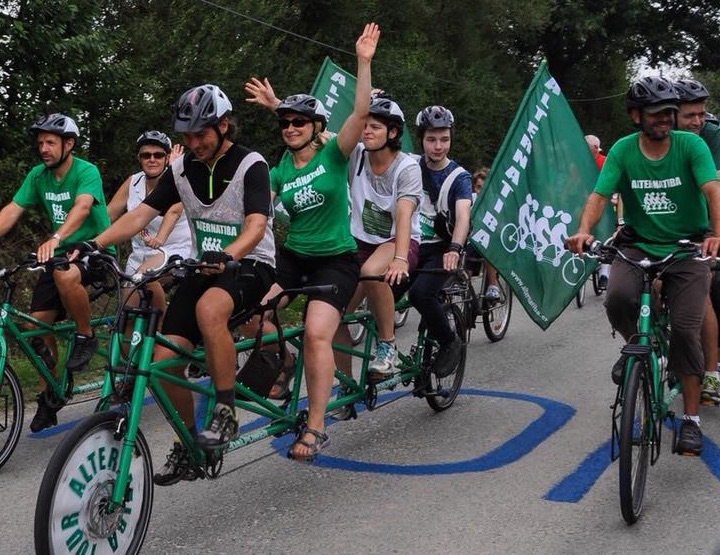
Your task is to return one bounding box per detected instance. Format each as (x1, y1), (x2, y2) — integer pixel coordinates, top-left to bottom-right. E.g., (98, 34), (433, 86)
(3, 291), (720, 554)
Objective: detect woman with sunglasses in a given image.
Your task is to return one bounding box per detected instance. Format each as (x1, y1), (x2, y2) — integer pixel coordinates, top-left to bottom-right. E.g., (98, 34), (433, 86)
(244, 22), (380, 461)
(106, 131), (192, 315)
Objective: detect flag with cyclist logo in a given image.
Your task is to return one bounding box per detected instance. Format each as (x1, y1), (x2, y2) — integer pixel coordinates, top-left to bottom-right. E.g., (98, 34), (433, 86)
(469, 60), (615, 330)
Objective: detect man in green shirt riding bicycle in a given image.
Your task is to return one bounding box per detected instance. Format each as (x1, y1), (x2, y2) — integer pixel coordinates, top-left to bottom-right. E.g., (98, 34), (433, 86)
(567, 76), (720, 455)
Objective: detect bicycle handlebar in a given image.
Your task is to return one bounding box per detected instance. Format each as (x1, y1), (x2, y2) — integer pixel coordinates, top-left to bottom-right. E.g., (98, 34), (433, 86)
(584, 239), (717, 272)
(0, 254), (72, 280)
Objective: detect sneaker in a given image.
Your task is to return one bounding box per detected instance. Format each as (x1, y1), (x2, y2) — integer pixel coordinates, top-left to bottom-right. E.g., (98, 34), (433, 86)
(598, 275), (608, 290)
(368, 341), (397, 381)
(485, 285), (501, 303)
(30, 391), (58, 433)
(433, 334), (462, 378)
(153, 442), (200, 486)
(676, 419), (703, 456)
(66, 333), (98, 371)
(195, 403), (239, 450)
(701, 374), (720, 405)
(611, 353), (628, 385)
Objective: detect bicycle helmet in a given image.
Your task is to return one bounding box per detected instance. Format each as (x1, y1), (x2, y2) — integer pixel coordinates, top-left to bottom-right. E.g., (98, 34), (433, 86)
(705, 112), (719, 125)
(276, 94), (328, 131)
(673, 79), (710, 103)
(368, 97), (405, 126)
(415, 105), (455, 130)
(28, 113), (80, 140)
(626, 76), (678, 113)
(174, 84), (232, 133)
(136, 130), (172, 153)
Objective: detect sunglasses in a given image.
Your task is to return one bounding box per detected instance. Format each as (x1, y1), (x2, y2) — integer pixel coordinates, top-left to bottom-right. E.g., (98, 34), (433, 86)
(278, 118), (312, 130)
(138, 152), (167, 160)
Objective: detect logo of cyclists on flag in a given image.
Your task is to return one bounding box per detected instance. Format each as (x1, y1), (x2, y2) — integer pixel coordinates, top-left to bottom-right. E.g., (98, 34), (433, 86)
(499, 193), (586, 287)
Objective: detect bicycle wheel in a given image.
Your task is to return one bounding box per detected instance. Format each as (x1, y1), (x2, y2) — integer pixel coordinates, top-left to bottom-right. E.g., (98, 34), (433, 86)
(575, 280), (586, 308)
(349, 297), (368, 346)
(0, 363), (24, 470)
(425, 304), (466, 412)
(35, 411), (154, 554)
(483, 274), (513, 342)
(618, 360), (650, 525)
(394, 306), (410, 328)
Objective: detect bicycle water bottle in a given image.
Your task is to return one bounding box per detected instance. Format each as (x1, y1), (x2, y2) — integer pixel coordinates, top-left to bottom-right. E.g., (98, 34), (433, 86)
(31, 337), (56, 371)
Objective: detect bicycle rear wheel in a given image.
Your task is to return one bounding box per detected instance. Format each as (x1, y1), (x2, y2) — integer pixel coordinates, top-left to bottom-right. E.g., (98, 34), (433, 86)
(483, 274), (512, 342)
(424, 304), (466, 412)
(0, 363), (24, 470)
(618, 360), (651, 524)
(35, 411), (154, 554)
(592, 269), (602, 296)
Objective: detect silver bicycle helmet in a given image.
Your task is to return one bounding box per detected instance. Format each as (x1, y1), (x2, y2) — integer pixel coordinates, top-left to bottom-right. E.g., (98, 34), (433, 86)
(29, 113), (80, 140)
(136, 130), (172, 153)
(276, 94), (328, 130)
(415, 105), (455, 130)
(174, 84), (232, 133)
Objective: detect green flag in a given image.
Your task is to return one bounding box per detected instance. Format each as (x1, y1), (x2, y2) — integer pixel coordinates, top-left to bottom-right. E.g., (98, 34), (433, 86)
(469, 60), (614, 330)
(309, 56), (414, 152)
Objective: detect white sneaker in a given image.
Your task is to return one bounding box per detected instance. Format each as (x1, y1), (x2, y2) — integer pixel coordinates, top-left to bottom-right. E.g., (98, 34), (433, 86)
(368, 341), (397, 381)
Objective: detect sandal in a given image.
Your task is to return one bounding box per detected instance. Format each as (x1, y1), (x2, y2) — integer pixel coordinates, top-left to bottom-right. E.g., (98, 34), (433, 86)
(287, 427), (330, 462)
(268, 354), (296, 400)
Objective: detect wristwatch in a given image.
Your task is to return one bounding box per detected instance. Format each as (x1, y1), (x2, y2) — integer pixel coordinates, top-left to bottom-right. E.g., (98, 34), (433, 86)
(51, 232), (62, 241)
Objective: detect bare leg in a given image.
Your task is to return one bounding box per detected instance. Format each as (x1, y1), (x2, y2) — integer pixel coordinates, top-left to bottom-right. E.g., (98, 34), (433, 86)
(53, 266), (92, 335)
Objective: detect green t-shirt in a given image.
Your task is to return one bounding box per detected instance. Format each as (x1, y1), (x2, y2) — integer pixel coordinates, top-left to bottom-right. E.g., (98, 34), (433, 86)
(700, 121), (720, 170)
(594, 130), (717, 257)
(270, 137), (356, 256)
(13, 156), (115, 254)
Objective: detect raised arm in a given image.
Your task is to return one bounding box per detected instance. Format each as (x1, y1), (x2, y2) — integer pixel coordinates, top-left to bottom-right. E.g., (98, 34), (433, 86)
(336, 22), (380, 157)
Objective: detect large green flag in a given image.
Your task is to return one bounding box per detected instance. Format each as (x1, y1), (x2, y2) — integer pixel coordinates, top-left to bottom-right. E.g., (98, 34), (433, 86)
(469, 60), (614, 330)
(309, 56), (414, 152)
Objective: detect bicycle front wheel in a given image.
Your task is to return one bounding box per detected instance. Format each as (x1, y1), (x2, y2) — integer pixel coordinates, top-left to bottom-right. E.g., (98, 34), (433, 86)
(483, 275), (513, 342)
(618, 360), (651, 525)
(575, 280), (586, 308)
(0, 363), (24, 470)
(425, 304), (467, 412)
(35, 411), (154, 554)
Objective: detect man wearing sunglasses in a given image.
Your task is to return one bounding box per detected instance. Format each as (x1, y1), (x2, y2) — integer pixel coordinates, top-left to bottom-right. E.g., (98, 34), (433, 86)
(106, 130), (192, 331)
(0, 113), (114, 431)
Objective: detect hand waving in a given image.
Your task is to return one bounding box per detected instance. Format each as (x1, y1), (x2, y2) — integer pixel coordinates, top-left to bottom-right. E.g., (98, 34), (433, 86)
(356, 22), (380, 63)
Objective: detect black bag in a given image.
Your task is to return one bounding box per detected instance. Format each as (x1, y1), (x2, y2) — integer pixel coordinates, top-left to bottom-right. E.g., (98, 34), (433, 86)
(235, 309), (287, 399)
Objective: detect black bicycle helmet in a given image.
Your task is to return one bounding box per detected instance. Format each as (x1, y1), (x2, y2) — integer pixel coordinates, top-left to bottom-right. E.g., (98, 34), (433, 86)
(174, 84), (232, 133)
(415, 105), (455, 130)
(136, 130), (172, 153)
(276, 94), (328, 131)
(626, 76), (678, 111)
(28, 113), (80, 140)
(369, 97), (405, 127)
(673, 79), (710, 103)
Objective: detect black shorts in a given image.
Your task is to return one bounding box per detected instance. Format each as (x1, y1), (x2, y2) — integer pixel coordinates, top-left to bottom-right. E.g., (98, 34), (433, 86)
(275, 247), (359, 314)
(30, 262), (95, 318)
(161, 259), (275, 345)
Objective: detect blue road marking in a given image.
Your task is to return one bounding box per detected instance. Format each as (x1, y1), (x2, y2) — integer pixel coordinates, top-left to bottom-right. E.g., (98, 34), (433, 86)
(546, 421), (720, 503)
(272, 388), (576, 475)
(544, 440), (612, 503)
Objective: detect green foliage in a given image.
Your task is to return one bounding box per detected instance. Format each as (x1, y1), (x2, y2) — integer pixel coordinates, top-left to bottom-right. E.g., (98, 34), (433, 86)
(0, 0), (719, 254)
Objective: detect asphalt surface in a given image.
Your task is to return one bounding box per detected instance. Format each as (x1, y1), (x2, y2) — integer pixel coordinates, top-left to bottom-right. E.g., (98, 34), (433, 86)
(3, 289), (720, 554)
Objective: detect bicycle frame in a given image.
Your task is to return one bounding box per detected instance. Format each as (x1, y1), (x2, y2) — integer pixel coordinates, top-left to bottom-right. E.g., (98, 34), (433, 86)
(0, 270), (114, 402)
